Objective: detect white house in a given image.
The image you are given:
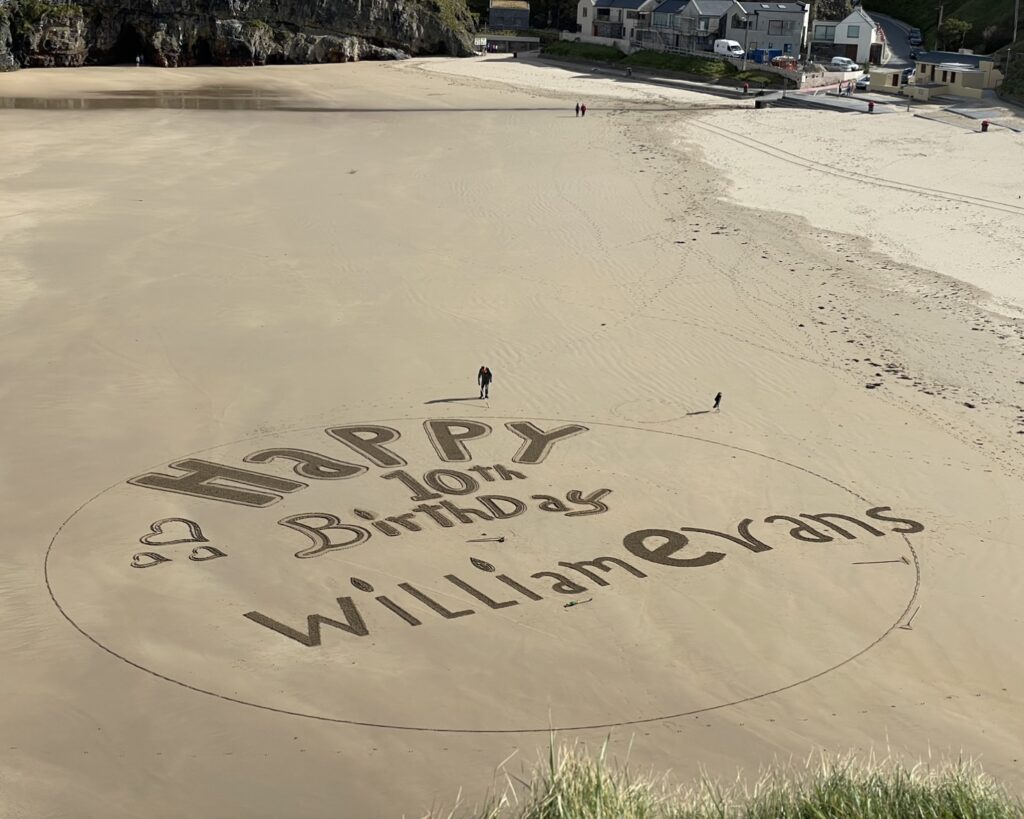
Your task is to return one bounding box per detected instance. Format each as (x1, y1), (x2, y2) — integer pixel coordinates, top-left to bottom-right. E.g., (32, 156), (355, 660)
(574, 0), (659, 51)
(834, 7), (885, 63)
(811, 7), (886, 64)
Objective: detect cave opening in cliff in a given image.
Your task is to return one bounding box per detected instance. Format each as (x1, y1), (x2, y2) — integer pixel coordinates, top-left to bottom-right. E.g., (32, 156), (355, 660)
(110, 23), (148, 65)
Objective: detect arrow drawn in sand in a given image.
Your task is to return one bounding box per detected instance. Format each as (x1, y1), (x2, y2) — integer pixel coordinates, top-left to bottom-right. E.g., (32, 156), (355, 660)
(898, 606), (921, 631)
(467, 536), (505, 543)
(851, 556), (910, 566)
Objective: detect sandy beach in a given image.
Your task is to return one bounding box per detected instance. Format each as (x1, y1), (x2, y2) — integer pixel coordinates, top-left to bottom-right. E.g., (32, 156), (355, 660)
(2, 56), (1023, 818)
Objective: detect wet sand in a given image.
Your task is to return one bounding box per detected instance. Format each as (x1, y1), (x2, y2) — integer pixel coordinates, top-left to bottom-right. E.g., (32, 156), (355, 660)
(1, 60), (1022, 818)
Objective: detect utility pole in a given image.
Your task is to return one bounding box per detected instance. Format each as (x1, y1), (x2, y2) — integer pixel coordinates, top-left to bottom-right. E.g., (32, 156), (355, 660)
(936, 1), (944, 49)
(743, 13), (752, 70)
(1014, 0), (1020, 44)
(804, 0), (816, 65)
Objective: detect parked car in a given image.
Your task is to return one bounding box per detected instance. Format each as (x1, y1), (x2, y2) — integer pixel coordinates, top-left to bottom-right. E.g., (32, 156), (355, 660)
(855, 73), (871, 90)
(909, 48), (921, 59)
(830, 56), (860, 72)
(713, 39), (745, 57)
(901, 66), (916, 84)
(908, 28), (923, 46)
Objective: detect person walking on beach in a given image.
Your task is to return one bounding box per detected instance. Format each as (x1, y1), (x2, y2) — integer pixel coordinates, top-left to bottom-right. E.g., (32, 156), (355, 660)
(478, 366), (493, 399)
(580, 103), (587, 117)
(575, 102), (580, 117)
(713, 391), (722, 412)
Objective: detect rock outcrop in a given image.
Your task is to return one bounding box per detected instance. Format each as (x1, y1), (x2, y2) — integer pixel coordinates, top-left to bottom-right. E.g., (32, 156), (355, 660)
(0, 0), (475, 70)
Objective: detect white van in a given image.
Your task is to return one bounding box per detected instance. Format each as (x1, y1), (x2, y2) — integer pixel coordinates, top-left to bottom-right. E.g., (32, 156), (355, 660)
(830, 56), (859, 71)
(714, 39), (745, 58)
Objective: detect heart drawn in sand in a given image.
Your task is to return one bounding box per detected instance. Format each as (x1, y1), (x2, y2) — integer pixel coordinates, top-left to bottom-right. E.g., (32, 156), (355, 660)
(139, 518), (208, 547)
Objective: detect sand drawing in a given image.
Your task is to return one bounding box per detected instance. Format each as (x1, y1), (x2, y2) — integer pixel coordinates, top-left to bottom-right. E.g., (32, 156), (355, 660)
(46, 417), (923, 733)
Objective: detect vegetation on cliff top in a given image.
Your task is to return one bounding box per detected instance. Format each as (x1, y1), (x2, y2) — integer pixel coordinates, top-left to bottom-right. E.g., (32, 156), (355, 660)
(426, 741), (1024, 819)
(7, 0), (81, 39)
(862, 0), (1017, 53)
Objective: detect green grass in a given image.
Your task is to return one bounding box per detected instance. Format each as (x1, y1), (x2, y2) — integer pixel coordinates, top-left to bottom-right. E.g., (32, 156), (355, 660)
(622, 50), (735, 78)
(542, 40), (625, 62)
(427, 740), (1024, 818)
(541, 43), (741, 80)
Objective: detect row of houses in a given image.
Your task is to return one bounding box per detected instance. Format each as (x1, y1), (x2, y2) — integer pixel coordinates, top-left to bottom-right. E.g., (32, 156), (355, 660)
(572, 0), (888, 65)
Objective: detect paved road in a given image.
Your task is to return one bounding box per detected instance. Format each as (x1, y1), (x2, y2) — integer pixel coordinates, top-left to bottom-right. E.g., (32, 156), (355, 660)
(871, 12), (913, 67)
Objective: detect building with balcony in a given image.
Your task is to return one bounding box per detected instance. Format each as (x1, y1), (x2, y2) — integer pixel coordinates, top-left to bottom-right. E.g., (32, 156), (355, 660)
(575, 0), (659, 51)
(674, 0), (733, 51)
(723, 1), (808, 60)
(633, 0), (690, 50)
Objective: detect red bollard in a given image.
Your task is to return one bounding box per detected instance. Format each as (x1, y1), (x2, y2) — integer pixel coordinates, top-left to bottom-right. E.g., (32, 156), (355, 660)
(981, 119), (990, 132)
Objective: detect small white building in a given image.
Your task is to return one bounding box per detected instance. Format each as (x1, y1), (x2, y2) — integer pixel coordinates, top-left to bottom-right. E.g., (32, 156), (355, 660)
(811, 7), (886, 64)
(834, 7), (885, 64)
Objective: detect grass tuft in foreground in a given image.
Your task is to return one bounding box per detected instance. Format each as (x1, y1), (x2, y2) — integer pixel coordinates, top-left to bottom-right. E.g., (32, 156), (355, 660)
(426, 740), (1023, 818)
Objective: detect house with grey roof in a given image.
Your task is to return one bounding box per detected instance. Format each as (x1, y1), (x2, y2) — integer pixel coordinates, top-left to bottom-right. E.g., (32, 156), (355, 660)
(722, 1), (808, 60)
(489, 0), (531, 30)
(674, 0), (733, 50)
(574, 0), (660, 51)
(632, 0), (689, 51)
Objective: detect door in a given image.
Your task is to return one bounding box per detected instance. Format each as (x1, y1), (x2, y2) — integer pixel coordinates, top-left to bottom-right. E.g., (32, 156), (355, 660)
(869, 42), (883, 65)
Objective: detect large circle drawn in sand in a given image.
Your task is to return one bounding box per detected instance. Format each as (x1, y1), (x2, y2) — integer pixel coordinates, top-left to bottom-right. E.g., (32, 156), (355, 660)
(45, 417), (919, 733)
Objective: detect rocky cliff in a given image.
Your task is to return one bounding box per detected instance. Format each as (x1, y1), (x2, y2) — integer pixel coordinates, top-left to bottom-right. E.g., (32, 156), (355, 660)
(0, 0), (475, 70)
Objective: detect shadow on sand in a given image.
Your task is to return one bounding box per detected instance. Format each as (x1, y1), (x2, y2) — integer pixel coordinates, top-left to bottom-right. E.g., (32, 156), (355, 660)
(423, 396), (481, 405)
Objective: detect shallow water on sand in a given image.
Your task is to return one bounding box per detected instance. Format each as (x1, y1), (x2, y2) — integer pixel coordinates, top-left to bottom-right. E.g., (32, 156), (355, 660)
(0, 86), (288, 109)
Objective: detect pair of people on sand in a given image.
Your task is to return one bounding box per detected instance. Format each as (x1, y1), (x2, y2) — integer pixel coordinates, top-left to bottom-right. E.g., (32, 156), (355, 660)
(574, 102), (587, 117)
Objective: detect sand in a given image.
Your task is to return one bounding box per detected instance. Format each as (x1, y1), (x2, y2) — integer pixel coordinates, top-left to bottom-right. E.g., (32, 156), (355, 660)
(2, 57), (1023, 818)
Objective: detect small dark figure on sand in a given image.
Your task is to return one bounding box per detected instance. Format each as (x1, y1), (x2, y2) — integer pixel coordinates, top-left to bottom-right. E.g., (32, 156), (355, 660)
(478, 366), (493, 399)
(575, 102), (580, 117)
(713, 391), (722, 412)
(580, 103), (587, 117)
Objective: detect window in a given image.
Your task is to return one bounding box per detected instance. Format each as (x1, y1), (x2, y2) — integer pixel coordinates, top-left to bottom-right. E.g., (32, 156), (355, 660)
(783, 20), (794, 31)
(847, 24), (860, 37)
(698, 16), (709, 30)
(732, 14), (749, 28)
(768, 19), (783, 35)
(814, 24), (835, 39)
(941, 70), (947, 81)
(949, 71), (956, 82)
(627, 10), (638, 19)
(582, 7), (587, 16)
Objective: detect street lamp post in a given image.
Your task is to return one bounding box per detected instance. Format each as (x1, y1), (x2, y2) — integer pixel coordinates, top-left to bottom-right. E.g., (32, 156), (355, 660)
(742, 16), (750, 70)
(741, 11), (758, 70)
